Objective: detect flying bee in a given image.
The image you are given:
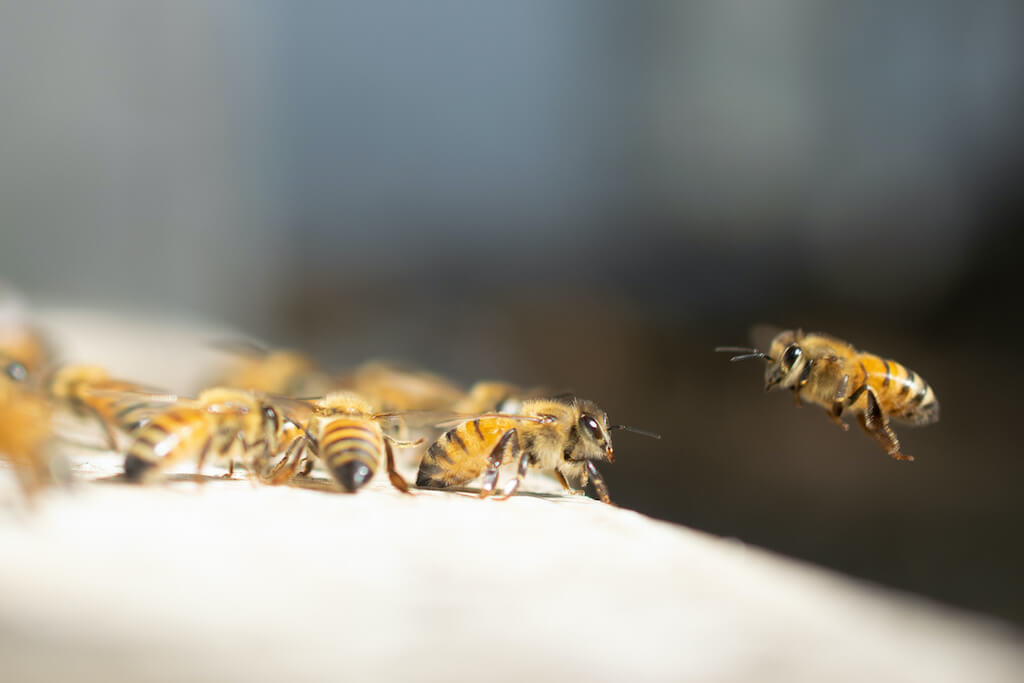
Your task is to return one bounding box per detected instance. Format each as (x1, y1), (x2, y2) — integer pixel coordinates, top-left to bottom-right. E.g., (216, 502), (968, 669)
(0, 358), (54, 498)
(717, 329), (939, 461)
(209, 340), (329, 397)
(415, 396), (660, 504)
(122, 387), (306, 483)
(297, 391), (417, 494)
(49, 364), (168, 451)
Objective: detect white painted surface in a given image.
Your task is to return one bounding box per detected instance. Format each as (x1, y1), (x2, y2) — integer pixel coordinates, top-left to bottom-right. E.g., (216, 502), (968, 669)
(0, 308), (1021, 682)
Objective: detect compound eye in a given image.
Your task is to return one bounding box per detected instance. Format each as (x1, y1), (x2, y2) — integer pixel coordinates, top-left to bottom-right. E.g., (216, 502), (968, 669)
(4, 361), (27, 382)
(263, 406), (280, 429)
(783, 345), (802, 367)
(580, 415), (602, 440)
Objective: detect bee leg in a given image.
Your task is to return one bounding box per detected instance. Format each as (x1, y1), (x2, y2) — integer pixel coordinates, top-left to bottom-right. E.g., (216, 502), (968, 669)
(555, 470), (585, 496)
(193, 436), (215, 482)
(479, 430), (518, 499)
(792, 388), (802, 407)
(384, 439), (411, 494)
(856, 387), (913, 462)
(85, 404), (120, 452)
(585, 460), (613, 504)
(496, 451), (533, 500)
(825, 375), (850, 430)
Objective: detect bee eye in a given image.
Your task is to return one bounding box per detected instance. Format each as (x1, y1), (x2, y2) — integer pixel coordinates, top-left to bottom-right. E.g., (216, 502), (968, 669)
(263, 406), (279, 428)
(579, 415), (602, 440)
(4, 361), (27, 382)
(783, 345), (802, 366)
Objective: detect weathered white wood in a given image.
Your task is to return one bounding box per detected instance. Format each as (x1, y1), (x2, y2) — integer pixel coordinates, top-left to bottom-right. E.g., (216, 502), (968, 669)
(0, 308), (1020, 682)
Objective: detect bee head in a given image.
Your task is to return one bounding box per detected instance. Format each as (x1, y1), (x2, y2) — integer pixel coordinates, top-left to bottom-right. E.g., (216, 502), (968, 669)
(561, 399), (614, 464)
(764, 329), (807, 391)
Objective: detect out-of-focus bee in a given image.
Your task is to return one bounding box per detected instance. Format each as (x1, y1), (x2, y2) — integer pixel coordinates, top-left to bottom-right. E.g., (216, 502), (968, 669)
(0, 286), (52, 376)
(122, 387), (305, 483)
(344, 361), (465, 412)
(296, 391), (415, 493)
(49, 364), (166, 451)
(717, 329), (939, 461)
(0, 356), (54, 497)
(209, 340), (329, 397)
(451, 381), (544, 415)
(416, 396), (659, 504)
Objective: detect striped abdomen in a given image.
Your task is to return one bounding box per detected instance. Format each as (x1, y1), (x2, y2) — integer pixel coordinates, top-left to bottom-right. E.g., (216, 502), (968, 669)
(415, 417), (518, 488)
(318, 418), (384, 492)
(123, 408), (212, 482)
(81, 380), (160, 434)
(857, 354), (939, 425)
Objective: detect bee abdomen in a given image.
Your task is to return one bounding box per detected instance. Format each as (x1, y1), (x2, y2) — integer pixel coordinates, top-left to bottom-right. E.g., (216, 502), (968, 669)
(867, 356), (939, 425)
(122, 453), (156, 482)
(321, 424), (381, 492)
(415, 441), (454, 488)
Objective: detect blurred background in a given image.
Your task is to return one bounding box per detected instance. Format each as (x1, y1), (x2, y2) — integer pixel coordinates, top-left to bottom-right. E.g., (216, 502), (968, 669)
(1, 1), (1023, 625)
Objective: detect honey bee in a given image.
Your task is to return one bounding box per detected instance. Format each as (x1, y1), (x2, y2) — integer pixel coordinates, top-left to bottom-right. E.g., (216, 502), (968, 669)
(415, 397), (659, 504)
(717, 329), (939, 461)
(344, 361), (465, 412)
(0, 357), (54, 497)
(49, 364), (166, 450)
(210, 340), (329, 397)
(451, 381), (543, 415)
(298, 391), (415, 493)
(0, 287), (52, 376)
(122, 387), (304, 483)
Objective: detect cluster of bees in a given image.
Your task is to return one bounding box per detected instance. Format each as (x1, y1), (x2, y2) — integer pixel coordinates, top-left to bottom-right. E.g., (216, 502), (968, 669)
(0, 291), (941, 506)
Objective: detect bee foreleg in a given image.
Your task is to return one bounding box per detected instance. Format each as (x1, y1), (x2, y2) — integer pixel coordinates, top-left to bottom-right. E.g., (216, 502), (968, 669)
(384, 439), (411, 494)
(479, 429), (518, 499)
(585, 460), (612, 505)
(496, 451), (533, 500)
(856, 387), (913, 462)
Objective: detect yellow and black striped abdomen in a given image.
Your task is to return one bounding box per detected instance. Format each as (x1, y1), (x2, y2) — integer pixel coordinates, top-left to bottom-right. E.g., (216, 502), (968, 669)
(84, 380), (160, 434)
(860, 354), (939, 425)
(415, 417), (518, 488)
(123, 408), (210, 481)
(319, 418), (384, 492)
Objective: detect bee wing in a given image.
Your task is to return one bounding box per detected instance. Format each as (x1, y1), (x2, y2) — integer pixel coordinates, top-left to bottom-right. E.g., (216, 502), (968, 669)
(432, 412), (552, 429)
(79, 387), (182, 407)
(206, 337), (273, 358)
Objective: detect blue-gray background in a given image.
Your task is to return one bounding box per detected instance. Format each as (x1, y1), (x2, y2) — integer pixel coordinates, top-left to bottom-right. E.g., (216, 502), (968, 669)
(2, 2), (1022, 624)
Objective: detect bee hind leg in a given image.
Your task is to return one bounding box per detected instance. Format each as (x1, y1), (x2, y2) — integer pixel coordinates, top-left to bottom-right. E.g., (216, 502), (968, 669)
(384, 439), (411, 494)
(479, 430), (518, 499)
(856, 387), (913, 462)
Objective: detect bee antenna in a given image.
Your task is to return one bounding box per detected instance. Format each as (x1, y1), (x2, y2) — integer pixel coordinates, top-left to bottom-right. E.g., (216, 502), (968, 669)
(714, 346), (772, 363)
(609, 425), (661, 440)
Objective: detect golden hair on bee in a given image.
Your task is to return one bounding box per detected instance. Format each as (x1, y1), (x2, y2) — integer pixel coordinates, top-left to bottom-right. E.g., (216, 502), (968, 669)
(209, 340), (329, 398)
(50, 364), (168, 451)
(0, 362), (54, 498)
(296, 391), (414, 494)
(122, 387), (300, 483)
(717, 329), (939, 461)
(343, 361), (466, 412)
(416, 396), (659, 504)
(0, 286), (52, 377)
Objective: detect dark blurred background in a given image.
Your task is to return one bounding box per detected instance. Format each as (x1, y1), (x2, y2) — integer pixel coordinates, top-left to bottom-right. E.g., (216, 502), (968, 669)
(2, 2), (1023, 624)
